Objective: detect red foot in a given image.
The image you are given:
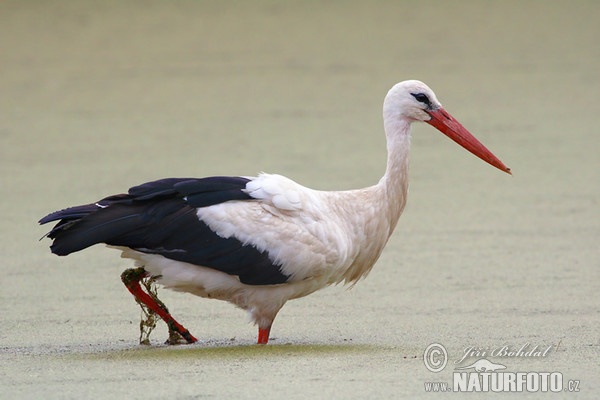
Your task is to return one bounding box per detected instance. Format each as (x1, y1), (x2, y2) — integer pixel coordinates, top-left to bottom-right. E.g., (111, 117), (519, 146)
(121, 268), (198, 344)
(257, 327), (271, 344)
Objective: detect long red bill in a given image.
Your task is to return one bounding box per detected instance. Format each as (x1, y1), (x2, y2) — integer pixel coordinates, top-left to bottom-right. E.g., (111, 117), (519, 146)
(426, 108), (511, 174)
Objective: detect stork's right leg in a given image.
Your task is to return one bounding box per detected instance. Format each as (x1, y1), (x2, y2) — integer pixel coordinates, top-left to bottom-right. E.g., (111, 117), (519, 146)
(121, 267), (198, 344)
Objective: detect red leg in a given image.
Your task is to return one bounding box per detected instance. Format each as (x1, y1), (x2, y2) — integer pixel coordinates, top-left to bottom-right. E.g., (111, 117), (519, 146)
(121, 268), (197, 344)
(257, 326), (271, 344)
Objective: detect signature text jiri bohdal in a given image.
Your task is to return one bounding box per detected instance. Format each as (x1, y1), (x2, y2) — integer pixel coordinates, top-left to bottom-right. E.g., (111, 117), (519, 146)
(455, 343), (552, 365)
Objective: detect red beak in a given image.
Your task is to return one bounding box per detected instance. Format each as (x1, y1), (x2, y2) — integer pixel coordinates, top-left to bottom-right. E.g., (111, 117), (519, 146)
(426, 108), (511, 175)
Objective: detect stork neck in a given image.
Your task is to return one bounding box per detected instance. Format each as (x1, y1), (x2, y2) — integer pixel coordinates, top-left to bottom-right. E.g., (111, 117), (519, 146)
(384, 119), (411, 179)
(379, 118), (411, 232)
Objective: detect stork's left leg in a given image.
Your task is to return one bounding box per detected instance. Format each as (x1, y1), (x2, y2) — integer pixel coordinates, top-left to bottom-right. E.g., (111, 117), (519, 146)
(121, 267), (198, 345)
(257, 326), (271, 345)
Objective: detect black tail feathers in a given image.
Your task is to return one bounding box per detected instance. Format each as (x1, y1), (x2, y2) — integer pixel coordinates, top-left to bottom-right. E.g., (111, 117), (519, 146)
(39, 203), (106, 255)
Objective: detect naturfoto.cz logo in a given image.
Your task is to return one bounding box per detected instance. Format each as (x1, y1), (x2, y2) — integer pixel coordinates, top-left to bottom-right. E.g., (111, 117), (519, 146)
(423, 342), (580, 393)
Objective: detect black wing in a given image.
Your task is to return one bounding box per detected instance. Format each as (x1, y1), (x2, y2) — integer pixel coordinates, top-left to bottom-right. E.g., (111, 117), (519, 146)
(39, 176), (290, 285)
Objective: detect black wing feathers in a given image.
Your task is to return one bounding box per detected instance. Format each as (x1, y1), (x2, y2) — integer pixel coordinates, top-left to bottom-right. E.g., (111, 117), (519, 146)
(39, 176), (290, 285)
(174, 177), (254, 207)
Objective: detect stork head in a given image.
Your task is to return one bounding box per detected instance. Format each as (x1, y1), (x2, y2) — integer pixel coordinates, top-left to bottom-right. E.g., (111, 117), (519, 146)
(384, 80), (511, 174)
(384, 80), (442, 123)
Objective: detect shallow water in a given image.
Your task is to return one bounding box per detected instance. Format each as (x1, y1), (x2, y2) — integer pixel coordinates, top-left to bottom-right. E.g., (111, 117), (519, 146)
(2, 1), (599, 398)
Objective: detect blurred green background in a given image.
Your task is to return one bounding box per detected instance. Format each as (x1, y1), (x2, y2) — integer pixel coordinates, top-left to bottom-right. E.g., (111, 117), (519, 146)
(1, 1), (598, 398)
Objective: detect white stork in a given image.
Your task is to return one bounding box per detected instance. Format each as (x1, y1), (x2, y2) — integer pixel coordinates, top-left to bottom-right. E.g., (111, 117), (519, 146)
(40, 80), (510, 345)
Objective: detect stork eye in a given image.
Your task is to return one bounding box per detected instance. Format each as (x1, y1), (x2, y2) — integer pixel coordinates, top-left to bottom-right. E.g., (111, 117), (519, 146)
(411, 92), (432, 107)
